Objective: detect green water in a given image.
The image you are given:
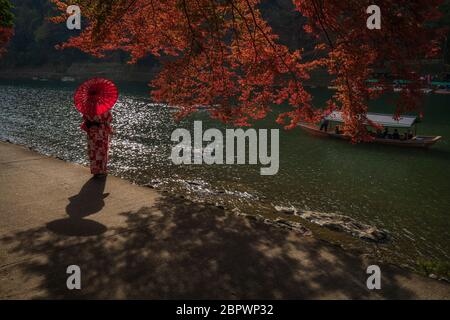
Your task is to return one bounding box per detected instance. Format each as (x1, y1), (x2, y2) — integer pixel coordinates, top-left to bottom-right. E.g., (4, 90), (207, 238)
(0, 80), (449, 274)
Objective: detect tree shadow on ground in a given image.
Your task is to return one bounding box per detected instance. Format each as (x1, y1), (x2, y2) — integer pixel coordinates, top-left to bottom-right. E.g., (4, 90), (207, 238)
(0, 194), (424, 299)
(46, 177), (108, 236)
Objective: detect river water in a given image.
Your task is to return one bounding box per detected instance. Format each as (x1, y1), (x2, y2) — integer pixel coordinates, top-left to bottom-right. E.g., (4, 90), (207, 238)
(1, 80), (449, 274)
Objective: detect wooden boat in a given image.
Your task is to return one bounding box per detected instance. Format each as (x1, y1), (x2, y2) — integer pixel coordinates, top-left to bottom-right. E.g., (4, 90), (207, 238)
(435, 89), (450, 95)
(299, 111), (442, 148)
(431, 81), (450, 94)
(393, 87), (433, 94)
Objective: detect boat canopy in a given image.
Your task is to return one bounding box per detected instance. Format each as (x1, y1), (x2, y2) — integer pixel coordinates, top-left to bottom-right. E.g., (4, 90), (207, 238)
(431, 81), (450, 87)
(325, 111), (417, 128)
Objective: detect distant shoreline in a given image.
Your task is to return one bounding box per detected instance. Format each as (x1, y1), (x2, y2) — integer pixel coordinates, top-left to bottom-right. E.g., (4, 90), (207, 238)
(1, 59), (448, 86)
(0, 62), (159, 84)
(0, 62), (332, 87)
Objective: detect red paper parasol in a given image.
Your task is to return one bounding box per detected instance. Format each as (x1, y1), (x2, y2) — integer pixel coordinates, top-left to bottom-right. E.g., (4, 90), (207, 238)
(74, 78), (118, 117)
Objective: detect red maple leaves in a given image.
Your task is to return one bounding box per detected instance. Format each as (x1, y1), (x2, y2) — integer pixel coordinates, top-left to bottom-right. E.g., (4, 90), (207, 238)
(50, 0), (445, 141)
(295, 0), (445, 140)
(0, 26), (13, 57)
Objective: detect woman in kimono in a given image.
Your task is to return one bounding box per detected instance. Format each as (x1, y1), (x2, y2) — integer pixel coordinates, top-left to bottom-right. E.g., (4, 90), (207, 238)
(74, 78), (118, 178)
(81, 111), (113, 177)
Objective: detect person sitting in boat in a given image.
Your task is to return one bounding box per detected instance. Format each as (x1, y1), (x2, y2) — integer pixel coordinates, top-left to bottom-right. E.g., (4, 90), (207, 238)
(392, 129), (400, 140)
(382, 127), (389, 139)
(367, 129), (376, 137)
(335, 125), (341, 135)
(407, 130), (414, 140)
(376, 129), (383, 138)
(320, 118), (330, 132)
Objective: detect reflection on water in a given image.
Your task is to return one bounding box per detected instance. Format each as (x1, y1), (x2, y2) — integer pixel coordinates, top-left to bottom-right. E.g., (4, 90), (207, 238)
(0, 80), (449, 272)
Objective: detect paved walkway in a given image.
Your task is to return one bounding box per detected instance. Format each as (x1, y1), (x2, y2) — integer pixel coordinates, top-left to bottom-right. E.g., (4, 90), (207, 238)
(0, 141), (449, 299)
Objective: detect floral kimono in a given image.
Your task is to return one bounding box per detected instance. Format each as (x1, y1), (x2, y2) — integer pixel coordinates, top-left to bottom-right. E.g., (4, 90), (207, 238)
(81, 111), (113, 175)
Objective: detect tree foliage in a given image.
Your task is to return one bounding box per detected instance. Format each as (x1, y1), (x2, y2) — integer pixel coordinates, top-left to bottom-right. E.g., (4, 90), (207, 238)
(51, 0), (445, 140)
(435, 0), (450, 63)
(294, 0), (445, 139)
(0, 0), (97, 67)
(0, 0), (14, 56)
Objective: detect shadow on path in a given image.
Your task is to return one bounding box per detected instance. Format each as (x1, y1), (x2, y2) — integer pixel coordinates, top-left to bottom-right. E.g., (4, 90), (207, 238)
(0, 194), (424, 299)
(46, 177), (108, 236)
